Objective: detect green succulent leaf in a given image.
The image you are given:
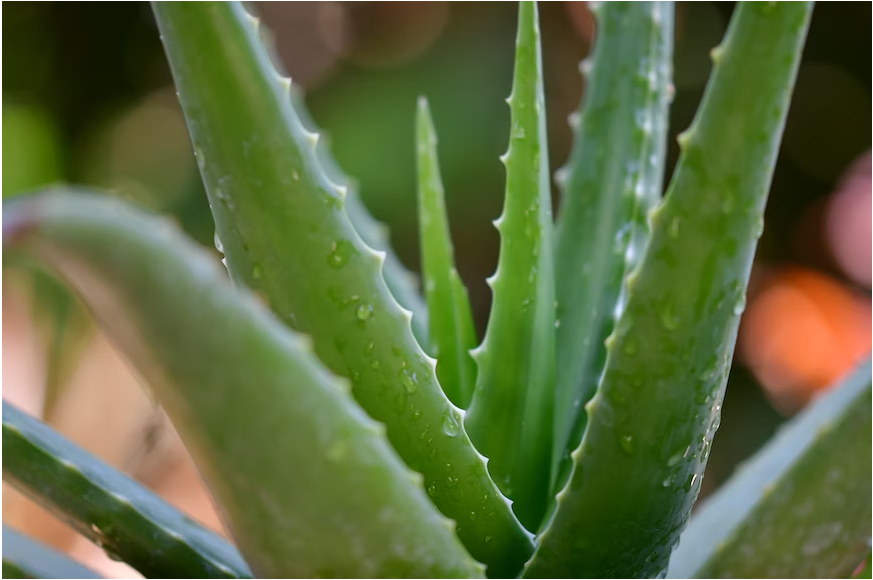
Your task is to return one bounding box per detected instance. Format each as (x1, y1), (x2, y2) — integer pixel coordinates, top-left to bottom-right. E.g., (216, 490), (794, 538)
(3, 401), (250, 579)
(416, 97), (478, 409)
(668, 360), (872, 579)
(551, 0), (674, 494)
(3, 191), (484, 579)
(464, 0), (556, 532)
(2, 525), (102, 579)
(152, 3), (533, 575)
(525, 3), (814, 577)
(289, 82), (431, 348)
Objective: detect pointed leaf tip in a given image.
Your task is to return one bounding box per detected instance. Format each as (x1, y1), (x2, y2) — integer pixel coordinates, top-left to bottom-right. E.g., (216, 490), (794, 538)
(465, 0), (556, 532)
(416, 98), (478, 410)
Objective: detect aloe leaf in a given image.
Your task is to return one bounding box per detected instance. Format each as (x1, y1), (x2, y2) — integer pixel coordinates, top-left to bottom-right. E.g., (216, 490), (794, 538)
(152, 3), (533, 575)
(668, 360), (872, 579)
(344, 184), (430, 349)
(3, 400), (251, 579)
(551, 1), (674, 492)
(525, 3), (814, 577)
(289, 83), (430, 348)
(2, 525), (102, 579)
(416, 97), (478, 408)
(3, 191), (485, 578)
(464, 1), (555, 532)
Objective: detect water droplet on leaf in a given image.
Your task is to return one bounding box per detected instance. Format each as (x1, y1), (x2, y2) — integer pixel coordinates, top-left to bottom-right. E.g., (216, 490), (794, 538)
(356, 304), (373, 322)
(443, 412), (461, 437)
(328, 240), (355, 269)
(619, 434), (635, 455)
(401, 368), (418, 393)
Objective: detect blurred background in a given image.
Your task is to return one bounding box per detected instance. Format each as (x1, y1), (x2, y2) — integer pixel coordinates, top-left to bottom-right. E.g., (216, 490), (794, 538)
(3, 2), (871, 576)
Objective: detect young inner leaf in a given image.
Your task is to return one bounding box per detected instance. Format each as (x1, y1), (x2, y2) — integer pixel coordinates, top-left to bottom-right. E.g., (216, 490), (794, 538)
(465, 0), (556, 532)
(416, 97), (478, 409)
(551, 0), (674, 496)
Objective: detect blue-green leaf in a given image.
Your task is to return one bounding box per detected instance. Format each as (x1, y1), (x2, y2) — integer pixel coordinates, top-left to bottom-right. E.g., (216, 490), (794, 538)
(2, 401), (249, 578)
(668, 359), (872, 579)
(2, 526), (102, 579)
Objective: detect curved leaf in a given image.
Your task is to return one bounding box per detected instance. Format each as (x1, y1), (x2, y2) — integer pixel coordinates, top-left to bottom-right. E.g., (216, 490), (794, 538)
(525, 3), (814, 577)
(3, 401), (250, 579)
(3, 191), (483, 579)
(668, 360), (872, 579)
(152, 3), (533, 575)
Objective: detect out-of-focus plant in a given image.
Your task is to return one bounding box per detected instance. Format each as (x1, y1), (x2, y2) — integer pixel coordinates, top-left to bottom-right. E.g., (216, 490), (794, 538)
(4, 2), (869, 578)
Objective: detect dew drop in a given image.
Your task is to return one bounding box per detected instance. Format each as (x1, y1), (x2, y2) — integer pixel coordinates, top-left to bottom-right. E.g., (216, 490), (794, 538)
(667, 453), (683, 467)
(195, 147), (206, 170)
(356, 304), (373, 322)
(251, 263), (263, 280)
(327, 240), (355, 269)
(213, 230), (224, 253)
(732, 293), (747, 316)
(753, 216), (765, 239)
(292, 170), (300, 182)
(401, 369), (418, 393)
(684, 473), (699, 492)
(619, 434), (635, 455)
(662, 475), (674, 488)
(485, 535), (493, 543)
(443, 412), (461, 437)
(427, 482), (438, 497)
(371, 360), (380, 370)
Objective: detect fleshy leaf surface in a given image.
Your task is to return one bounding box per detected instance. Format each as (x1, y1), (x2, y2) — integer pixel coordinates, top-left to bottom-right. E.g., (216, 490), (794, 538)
(416, 97), (478, 408)
(668, 360), (872, 579)
(2, 525), (102, 580)
(551, 0), (674, 493)
(465, 1), (556, 532)
(525, 3), (814, 577)
(3, 402), (250, 579)
(3, 191), (483, 579)
(152, 3), (534, 575)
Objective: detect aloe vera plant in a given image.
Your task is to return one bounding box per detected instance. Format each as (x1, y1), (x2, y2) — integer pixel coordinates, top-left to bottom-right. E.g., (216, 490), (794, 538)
(3, 1), (870, 578)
